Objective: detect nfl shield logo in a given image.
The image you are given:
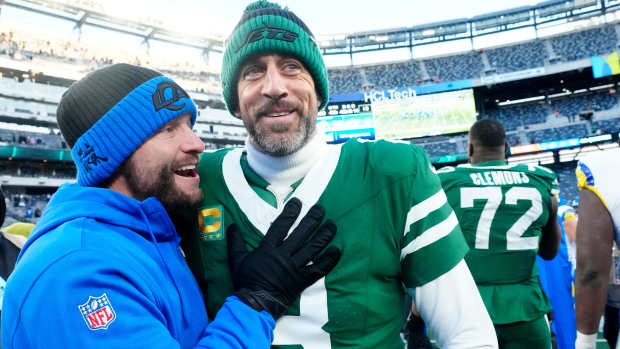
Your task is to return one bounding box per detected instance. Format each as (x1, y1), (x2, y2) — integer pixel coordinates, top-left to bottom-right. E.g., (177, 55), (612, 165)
(78, 293), (117, 330)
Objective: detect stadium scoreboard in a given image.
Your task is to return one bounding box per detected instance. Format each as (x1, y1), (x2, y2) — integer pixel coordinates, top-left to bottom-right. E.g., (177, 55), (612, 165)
(318, 89), (478, 143)
(318, 101), (375, 143)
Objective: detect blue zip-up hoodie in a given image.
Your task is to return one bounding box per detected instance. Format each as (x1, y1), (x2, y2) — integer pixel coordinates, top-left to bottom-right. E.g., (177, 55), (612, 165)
(1, 183), (274, 349)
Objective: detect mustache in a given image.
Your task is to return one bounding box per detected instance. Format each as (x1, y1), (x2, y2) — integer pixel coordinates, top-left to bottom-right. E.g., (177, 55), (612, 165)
(255, 100), (299, 118)
(171, 154), (200, 169)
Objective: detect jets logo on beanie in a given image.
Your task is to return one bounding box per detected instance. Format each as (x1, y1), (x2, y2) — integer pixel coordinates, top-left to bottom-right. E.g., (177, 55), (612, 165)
(56, 63), (197, 187)
(221, 0), (329, 117)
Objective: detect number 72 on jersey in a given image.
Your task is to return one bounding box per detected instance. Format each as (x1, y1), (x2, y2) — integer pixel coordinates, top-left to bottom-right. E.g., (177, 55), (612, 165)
(460, 186), (543, 251)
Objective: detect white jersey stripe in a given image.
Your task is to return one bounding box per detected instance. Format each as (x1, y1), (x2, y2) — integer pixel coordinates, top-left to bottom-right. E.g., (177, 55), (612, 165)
(222, 145), (342, 235)
(401, 212), (458, 261)
(403, 190), (447, 237)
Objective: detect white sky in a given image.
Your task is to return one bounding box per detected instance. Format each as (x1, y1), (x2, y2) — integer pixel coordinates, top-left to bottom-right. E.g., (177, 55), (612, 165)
(4, 0), (597, 67)
(102, 0), (540, 37)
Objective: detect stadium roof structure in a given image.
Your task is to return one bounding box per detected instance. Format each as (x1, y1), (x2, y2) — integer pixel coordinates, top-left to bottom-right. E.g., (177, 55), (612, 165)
(318, 0), (619, 56)
(1, 0), (225, 53)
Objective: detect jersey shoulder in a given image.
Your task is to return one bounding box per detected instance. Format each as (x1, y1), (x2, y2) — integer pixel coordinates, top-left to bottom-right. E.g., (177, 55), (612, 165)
(436, 165), (459, 184)
(577, 148), (620, 190)
(518, 164), (559, 195)
(343, 138), (430, 177)
(577, 148), (620, 209)
(197, 147), (237, 175)
(512, 163), (557, 182)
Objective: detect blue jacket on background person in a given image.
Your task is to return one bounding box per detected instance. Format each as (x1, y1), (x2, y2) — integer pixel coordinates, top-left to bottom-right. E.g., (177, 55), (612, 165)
(1, 183), (275, 349)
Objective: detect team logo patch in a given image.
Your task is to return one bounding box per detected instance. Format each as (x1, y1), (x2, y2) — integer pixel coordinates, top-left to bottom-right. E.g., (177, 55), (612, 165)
(152, 80), (188, 112)
(76, 143), (108, 173)
(236, 21), (298, 53)
(198, 205), (224, 241)
(78, 293), (117, 330)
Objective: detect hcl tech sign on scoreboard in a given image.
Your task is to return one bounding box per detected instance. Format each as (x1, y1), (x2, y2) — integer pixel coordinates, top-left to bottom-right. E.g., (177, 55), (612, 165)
(319, 86), (477, 143)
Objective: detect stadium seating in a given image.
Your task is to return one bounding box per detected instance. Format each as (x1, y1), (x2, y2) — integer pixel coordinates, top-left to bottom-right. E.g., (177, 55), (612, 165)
(485, 103), (549, 131)
(327, 24), (618, 96)
(423, 52), (484, 82)
(485, 41), (548, 74)
(0, 77), (65, 103)
(550, 26), (618, 63)
(363, 61), (423, 92)
(327, 67), (365, 95)
(413, 140), (459, 158)
(551, 93), (618, 119)
(525, 124), (590, 143)
(0, 129), (65, 149)
(0, 23), (222, 94)
(3, 192), (52, 225)
(550, 161), (579, 203)
(592, 117), (620, 134)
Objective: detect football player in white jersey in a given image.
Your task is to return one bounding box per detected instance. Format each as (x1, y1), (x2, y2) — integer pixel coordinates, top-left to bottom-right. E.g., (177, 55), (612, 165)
(574, 147), (620, 349)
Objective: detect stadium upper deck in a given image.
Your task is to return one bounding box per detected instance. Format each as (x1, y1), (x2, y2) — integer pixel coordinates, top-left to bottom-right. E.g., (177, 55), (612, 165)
(2, 0), (620, 95)
(2, 0), (620, 204)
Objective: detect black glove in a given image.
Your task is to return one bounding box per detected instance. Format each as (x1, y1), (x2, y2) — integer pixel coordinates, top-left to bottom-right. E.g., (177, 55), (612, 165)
(227, 198), (341, 319)
(406, 314), (433, 349)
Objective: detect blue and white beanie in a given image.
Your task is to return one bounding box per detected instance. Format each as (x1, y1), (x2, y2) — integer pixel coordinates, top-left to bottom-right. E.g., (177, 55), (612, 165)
(56, 63), (197, 186)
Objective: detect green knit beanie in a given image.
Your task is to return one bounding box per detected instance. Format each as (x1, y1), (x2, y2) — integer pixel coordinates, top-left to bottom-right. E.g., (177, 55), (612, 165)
(221, 0), (329, 117)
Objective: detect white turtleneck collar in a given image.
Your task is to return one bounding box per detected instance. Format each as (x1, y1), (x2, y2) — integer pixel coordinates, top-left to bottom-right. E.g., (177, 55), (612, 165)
(245, 133), (327, 188)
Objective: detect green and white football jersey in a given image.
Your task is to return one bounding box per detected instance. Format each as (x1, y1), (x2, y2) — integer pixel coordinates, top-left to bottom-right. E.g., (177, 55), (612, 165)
(180, 139), (468, 349)
(437, 160), (559, 324)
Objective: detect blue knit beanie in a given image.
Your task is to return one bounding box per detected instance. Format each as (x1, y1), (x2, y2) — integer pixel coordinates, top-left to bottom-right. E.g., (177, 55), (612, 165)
(56, 64), (197, 187)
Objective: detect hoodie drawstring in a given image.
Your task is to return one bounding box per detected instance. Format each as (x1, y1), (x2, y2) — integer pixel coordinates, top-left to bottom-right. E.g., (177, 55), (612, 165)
(138, 208), (191, 328)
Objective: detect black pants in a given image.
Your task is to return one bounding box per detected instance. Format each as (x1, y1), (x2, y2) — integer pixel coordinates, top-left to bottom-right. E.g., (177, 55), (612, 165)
(604, 305), (620, 349)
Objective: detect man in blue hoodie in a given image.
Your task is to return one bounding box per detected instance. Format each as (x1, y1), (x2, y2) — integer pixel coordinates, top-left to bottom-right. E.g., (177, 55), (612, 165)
(1, 63), (340, 349)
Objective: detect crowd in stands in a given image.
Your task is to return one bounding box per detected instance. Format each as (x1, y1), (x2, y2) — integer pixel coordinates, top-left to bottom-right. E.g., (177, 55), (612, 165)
(0, 159), (76, 179)
(480, 91), (619, 139)
(525, 124), (590, 143)
(550, 161), (580, 203)
(327, 24), (619, 95)
(0, 129), (66, 149)
(423, 142), (459, 158)
(401, 89), (619, 159)
(362, 61), (422, 92)
(551, 92), (618, 121)
(2, 192), (52, 226)
(593, 117), (620, 134)
(551, 26), (618, 63)
(485, 41), (547, 75)
(424, 52), (485, 84)
(2, 19), (616, 97)
(0, 21), (221, 95)
(485, 103), (549, 132)
(412, 135), (462, 159)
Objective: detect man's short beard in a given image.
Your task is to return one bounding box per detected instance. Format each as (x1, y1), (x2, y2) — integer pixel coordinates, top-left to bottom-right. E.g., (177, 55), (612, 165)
(119, 158), (203, 211)
(247, 113), (316, 157)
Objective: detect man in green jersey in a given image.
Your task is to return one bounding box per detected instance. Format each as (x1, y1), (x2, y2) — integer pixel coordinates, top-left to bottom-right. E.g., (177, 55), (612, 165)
(437, 119), (561, 348)
(177, 1), (498, 348)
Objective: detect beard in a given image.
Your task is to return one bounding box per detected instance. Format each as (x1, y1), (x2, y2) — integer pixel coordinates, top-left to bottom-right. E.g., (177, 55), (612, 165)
(120, 157), (203, 211)
(244, 100), (317, 157)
